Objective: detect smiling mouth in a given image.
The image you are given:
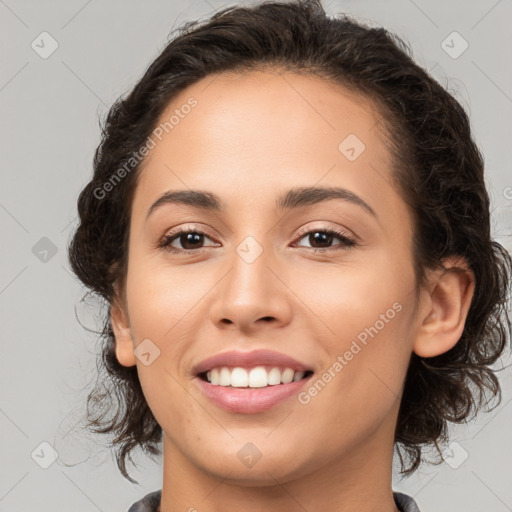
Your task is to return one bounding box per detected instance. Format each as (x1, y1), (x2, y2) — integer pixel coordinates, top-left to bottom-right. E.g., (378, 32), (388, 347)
(198, 366), (315, 388)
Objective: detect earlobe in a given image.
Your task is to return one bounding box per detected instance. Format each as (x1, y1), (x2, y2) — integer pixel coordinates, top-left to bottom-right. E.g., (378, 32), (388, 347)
(110, 298), (137, 367)
(413, 256), (475, 358)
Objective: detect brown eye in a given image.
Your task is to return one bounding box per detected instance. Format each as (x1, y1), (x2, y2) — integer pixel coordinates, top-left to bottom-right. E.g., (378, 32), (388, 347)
(294, 228), (357, 252)
(159, 229), (218, 252)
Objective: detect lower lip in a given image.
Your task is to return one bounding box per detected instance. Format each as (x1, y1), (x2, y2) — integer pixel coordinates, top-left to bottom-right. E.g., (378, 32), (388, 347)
(194, 374), (313, 414)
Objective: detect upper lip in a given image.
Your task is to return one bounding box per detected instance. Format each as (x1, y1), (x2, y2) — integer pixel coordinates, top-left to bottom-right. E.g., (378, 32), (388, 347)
(193, 349), (314, 375)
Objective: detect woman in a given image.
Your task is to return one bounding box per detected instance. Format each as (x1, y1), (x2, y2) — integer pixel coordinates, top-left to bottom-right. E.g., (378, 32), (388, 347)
(67, 1), (511, 511)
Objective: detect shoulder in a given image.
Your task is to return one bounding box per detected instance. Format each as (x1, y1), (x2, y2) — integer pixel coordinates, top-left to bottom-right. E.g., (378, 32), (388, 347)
(393, 491), (422, 512)
(127, 490), (162, 512)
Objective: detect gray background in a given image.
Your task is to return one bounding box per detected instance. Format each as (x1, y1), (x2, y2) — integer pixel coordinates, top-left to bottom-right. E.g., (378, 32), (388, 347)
(1, 0), (511, 510)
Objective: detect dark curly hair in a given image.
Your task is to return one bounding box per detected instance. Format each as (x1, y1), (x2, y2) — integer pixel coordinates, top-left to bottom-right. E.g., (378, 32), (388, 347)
(67, 0), (512, 484)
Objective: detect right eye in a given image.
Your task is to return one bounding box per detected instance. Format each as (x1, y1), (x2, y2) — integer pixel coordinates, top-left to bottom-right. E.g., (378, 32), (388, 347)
(158, 228), (220, 253)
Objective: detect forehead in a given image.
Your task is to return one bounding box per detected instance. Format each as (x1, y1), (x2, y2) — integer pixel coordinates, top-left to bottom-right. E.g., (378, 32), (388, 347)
(132, 69), (399, 221)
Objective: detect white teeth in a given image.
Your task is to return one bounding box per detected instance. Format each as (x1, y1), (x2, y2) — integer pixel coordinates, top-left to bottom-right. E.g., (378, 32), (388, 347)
(231, 367), (248, 387)
(219, 367), (231, 386)
(293, 371), (305, 382)
(267, 367), (281, 385)
(248, 367), (268, 388)
(281, 368), (294, 384)
(204, 366), (309, 387)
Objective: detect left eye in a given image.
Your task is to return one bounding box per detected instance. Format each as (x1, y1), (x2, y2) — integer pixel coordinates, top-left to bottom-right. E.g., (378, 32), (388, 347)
(158, 227), (357, 253)
(294, 229), (357, 251)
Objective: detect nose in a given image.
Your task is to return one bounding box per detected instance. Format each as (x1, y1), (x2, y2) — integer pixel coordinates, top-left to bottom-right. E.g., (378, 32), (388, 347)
(209, 243), (293, 333)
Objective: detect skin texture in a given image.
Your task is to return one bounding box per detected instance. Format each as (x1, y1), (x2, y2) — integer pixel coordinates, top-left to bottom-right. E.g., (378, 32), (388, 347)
(110, 69), (475, 512)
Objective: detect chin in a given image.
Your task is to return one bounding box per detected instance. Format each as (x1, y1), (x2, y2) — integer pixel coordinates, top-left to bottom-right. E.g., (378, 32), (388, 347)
(195, 448), (313, 486)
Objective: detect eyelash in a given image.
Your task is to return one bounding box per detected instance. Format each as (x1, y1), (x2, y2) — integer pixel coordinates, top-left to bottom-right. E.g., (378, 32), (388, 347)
(157, 225), (358, 254)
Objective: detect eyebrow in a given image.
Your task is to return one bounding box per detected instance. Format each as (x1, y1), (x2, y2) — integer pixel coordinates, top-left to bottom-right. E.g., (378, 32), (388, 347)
(145, 186), (378, 221)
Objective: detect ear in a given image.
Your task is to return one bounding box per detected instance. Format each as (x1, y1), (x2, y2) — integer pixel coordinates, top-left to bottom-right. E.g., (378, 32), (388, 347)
(413, 255), (475, 358)
(110, 296), (137, 367)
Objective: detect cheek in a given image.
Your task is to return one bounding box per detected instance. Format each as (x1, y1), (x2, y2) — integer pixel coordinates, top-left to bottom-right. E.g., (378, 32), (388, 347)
(294, 308), (411, 454)
(291, 252), (404, 335)
(294, 258), (413, 414)
(125, 256), (214, 342)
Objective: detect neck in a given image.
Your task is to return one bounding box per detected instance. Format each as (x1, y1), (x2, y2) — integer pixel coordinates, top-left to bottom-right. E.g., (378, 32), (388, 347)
(159, 407), (401, 512)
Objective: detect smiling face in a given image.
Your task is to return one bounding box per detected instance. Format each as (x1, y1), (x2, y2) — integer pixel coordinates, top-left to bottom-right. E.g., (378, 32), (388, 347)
(111, 68), (427, 486)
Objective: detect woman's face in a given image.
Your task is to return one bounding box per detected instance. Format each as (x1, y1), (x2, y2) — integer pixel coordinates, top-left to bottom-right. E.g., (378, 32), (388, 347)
(113, 69), (425, 483)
